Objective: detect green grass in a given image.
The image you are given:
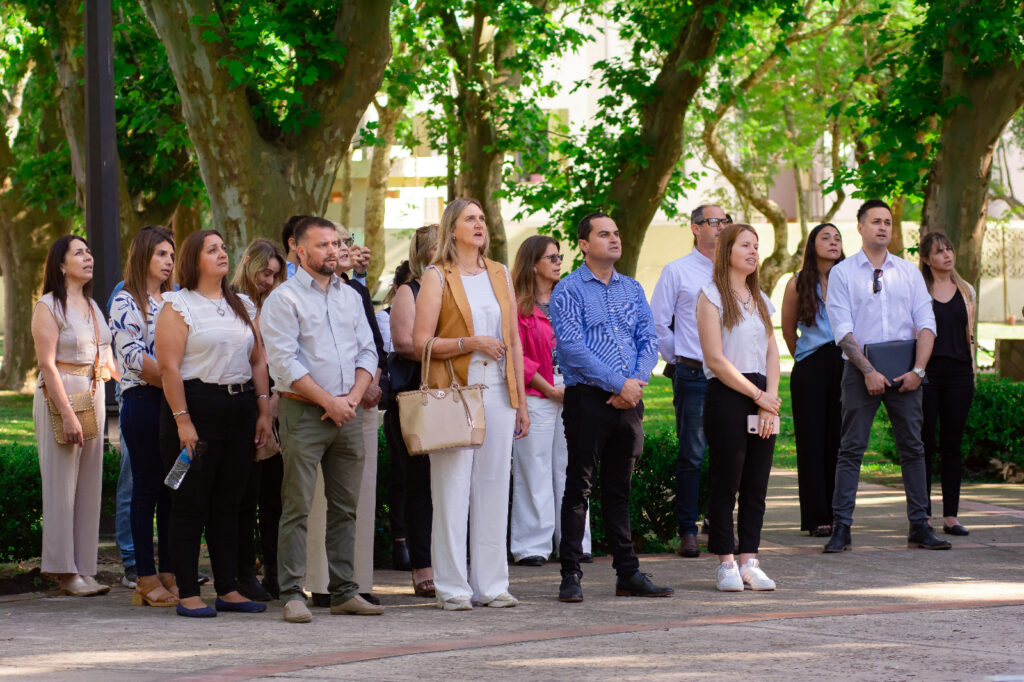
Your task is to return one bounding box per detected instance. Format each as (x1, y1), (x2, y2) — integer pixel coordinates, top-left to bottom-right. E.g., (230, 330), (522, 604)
(0, 391), (35, 448)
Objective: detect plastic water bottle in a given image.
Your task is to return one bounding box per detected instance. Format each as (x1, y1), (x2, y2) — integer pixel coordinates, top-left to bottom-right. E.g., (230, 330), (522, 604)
(164, 441), (206, 490)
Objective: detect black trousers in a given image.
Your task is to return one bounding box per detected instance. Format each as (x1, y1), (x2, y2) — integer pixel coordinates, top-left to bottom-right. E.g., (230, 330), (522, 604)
(122, 385), (172, 577)
(257, 453), (282, 580)
(790, 342), (843, 532)
(559, 384), (643, 578)
(159, 381), (255, 599)
(383, 407), (432, 569)
(922, 358), (974, 518)
(704, 375), (775, 556)
(237, 452), (261, 582)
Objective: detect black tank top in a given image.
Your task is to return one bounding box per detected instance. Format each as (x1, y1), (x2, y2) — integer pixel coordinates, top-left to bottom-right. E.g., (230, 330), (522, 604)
(928, 288), (971, 367)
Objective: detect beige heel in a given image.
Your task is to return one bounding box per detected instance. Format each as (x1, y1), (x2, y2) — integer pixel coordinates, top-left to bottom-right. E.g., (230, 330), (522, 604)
(135, 574), (177, 607)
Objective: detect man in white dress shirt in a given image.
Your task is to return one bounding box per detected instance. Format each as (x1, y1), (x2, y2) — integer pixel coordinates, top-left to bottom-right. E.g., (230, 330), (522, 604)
(650, 204), (730, 558)
(824, 199), (950, 552)
(260, 216), (384, 622)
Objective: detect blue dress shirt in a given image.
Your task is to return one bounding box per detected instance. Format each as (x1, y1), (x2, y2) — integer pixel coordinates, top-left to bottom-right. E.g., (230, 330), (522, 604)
(549, 262), (659, 394)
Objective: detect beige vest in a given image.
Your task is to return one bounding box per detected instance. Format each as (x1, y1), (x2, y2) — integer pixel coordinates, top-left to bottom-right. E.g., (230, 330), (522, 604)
(427, 259), (518, 409)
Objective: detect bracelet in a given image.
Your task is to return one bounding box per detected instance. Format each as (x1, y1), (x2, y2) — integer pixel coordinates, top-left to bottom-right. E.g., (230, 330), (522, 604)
(458, 337), (466, 353)
(257, 394), (270, 400)
(171, 408), (189, 419)
(65, 401), (73, 408)
(753, 389), (762, 402)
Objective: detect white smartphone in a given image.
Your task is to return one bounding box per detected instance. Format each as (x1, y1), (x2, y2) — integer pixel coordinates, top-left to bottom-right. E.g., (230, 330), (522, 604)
(747, 414), (780, 435)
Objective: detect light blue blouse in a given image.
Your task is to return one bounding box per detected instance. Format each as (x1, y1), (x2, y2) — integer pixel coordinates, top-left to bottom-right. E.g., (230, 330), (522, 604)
(794, 282), (835, 362)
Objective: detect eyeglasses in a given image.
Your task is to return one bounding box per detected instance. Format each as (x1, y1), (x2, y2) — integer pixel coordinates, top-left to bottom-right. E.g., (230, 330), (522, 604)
(542, 254), (564, 264)
(872, 268), (883, 294)
(697, 217), (732, 228)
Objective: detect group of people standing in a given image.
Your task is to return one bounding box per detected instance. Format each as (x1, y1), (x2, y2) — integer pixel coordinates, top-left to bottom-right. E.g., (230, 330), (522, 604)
(30, 195), (975, 615)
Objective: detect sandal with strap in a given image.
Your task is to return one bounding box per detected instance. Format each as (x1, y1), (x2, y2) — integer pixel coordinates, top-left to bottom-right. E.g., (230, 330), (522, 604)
(158, 572), (179, 599)
(133, 574), (178, 607)
(413, 578), (436, 598)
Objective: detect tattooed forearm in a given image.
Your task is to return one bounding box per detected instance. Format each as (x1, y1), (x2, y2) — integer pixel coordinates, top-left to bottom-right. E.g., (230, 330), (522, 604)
(839, 333), (876, 375)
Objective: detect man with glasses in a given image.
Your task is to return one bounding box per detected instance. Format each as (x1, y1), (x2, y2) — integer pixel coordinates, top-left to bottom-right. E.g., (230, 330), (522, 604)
(650, 204), (730, 558)
(824, 199), (948, 552)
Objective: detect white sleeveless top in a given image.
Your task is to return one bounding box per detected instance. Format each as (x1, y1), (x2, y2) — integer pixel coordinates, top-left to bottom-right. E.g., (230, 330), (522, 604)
(700, 283), (775, 379)
(157, 289), (257, 385)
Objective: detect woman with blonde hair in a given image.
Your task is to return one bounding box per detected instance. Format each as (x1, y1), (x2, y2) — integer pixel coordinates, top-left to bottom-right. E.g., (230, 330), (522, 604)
(109, 226), (178, 605)
(231, 238), (286, 308)
(412, 200), (529, 610)
(696, 223), (781, 592)
(385, 224), (439, 590)
(509, 235), (592, 566)
(918, 231), (976, 536)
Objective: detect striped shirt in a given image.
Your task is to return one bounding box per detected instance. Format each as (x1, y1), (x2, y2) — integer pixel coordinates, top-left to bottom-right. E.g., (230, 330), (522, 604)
(549, 262), (659, 393)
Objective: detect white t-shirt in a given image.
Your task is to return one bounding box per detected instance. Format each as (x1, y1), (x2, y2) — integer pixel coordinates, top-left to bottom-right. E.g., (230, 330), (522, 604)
(700, 283), (775, 379)
(157, 289), (257, 385)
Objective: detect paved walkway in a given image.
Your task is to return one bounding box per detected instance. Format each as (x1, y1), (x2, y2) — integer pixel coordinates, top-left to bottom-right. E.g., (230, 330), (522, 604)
(2, 470), (1023, 681)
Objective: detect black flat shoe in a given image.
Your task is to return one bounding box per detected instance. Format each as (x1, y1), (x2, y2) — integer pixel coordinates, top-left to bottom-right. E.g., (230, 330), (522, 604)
(823, 522), (852, 553)
(943, 524), (969, 536)
(238, 575), (272, 602)
(359, 592), (381, 605)
(579, 553), (594, 564)
(393, 540), (412, 571)
(615, 571), (673, 597)
(516, 555), (546, 567)
(558, 574), (583, 603)
(310, 592), (331, 608)
(908, 524), (952, 550)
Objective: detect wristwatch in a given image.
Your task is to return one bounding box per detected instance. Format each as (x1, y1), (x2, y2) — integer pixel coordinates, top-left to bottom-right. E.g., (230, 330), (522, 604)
(912, 367), (926, 379)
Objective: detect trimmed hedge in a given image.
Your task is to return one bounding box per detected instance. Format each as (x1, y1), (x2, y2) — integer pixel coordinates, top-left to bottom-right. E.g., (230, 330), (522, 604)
(877, 376), (1024, 472)
(0, 443), (120, 563)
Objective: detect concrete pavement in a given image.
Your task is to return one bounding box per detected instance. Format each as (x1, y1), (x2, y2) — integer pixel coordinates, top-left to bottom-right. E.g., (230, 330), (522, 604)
(2, 469), (1023, 681)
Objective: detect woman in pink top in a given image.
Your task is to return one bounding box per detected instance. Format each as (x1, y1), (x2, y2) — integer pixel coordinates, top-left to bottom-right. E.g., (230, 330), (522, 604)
(509, 236), (592, 566)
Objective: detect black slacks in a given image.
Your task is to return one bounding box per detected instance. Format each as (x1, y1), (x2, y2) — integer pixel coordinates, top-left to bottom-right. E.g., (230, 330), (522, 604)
(921, 358), (974, 518)
(159, 381), (255, 599)
(704, 375), (775, 556)
(559, 384), (643, 579)
(790, 342), (843, 532)
(257, 453), (283, 579)
(383, 406), (432, 569)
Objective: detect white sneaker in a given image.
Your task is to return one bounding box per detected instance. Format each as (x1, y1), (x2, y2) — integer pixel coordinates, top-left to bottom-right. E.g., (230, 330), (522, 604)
(483, 592), (519, 608)
(716, 561), (743, 592)
(439, 596), (473, 611)
(739, 558), (776, 591)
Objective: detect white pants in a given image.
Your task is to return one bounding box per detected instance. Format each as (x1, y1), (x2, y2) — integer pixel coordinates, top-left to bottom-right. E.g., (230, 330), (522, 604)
(304, 407), (378, 594)
(510, 376), (591, 561)
(353, 406), (378, 592)
(429, 358), (515, 604)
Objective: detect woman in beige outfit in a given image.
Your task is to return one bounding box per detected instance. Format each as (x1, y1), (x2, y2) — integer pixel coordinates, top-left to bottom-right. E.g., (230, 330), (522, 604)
(32, 235), (119, 597)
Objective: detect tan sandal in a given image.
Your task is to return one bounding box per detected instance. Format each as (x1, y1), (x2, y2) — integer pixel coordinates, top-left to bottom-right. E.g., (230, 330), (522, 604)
(158, 572), (179, 599)
(132, 574), (177, 607)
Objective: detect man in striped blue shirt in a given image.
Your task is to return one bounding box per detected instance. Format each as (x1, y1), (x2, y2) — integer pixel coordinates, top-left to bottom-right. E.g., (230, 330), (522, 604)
(550, 212), (673, 603)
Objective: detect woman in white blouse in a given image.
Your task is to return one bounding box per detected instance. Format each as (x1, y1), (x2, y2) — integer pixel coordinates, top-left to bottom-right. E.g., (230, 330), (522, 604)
(155, 230), (273, 618)
(696, 224), (782, 593)
(109, 226), (177, 606)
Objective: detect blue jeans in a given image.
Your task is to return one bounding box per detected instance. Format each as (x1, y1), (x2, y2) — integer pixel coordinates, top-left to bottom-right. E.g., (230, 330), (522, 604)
(672, 364), (708, 536)
(116, 405), (136, 568)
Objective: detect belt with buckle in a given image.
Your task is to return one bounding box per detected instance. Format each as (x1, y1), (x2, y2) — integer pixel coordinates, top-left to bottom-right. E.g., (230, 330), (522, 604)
(184, 379), (254, 395)
(674, 356), (702, 370)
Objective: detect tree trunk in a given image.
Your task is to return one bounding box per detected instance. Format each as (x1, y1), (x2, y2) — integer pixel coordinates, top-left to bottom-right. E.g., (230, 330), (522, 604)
(141, 0), (390, 254)
(339, 149), (352, 229)
(364, 102), (403, 295)
(609, 1), (732, 276)
(889, 195), (905, 255)
(920, 54), (1024, 289)
(170, 200), (204, 246)
(456, 110), (506, 263)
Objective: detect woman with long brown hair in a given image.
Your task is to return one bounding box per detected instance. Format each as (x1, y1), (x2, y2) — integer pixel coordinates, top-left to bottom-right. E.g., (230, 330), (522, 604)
(412, 199), (529, 610)
(509, 235), (592, 566)
(155, 229), (273, 617)
(109, 226), (178, 606)
(697, 224), (781, 592)
(231, 238), (286, 308)
(919, 231), (976, 536)
(780, 223), (845, 537)
(32, 235), (119, 596)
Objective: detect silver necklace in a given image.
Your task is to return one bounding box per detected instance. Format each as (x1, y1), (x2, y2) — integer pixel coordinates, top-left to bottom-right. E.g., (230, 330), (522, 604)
(196, 290), (226, 316)
(733, 287), (753, 312)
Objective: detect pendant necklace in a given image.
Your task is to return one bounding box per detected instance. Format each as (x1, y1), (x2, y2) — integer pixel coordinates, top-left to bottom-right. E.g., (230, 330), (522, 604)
(197, 291), (226, 316)
(733, 287), (753, 313)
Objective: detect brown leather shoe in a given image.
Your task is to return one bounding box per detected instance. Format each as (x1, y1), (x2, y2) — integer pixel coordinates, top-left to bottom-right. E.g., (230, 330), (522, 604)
(677, 534), (700, 558)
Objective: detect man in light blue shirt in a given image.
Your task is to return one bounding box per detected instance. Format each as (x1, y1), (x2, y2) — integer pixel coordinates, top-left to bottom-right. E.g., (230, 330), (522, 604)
(550, 212), (672, 603)
(823, 199), (948, 553)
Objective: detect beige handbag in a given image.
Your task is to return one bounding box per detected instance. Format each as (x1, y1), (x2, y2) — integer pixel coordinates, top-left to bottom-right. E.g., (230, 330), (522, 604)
(397, 337), (486, 455)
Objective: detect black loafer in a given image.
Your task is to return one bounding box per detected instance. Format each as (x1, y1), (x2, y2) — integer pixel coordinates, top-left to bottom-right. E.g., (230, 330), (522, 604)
(238, 575), (272, 602)
(310, 592), (331, 608)
(943, 524), (969, 536)
(615, 571), (673, 597)
(516, 555), (546, 567)
(558, 574), (583, 603)
(359, 592), (381, 605)
(823, 522), (852, 553)
(579, 553), (594, 564)
(908, 524), (952, 550)
(677, 534), (700, 558)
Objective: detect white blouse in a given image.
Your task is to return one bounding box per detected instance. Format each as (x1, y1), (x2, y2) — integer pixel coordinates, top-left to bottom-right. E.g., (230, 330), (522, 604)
(157, 289), (257, 385)
(700, 283), (775, 380)
(109, 289), (160, 392)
